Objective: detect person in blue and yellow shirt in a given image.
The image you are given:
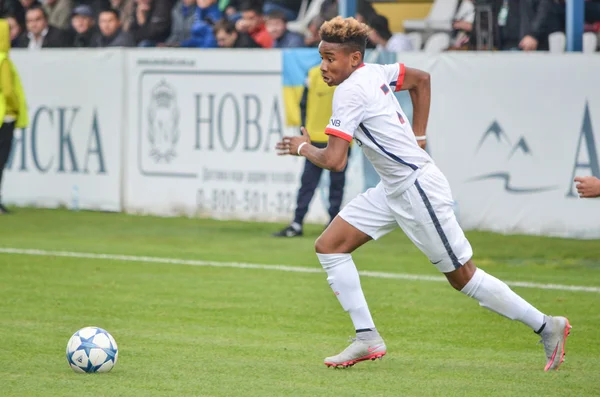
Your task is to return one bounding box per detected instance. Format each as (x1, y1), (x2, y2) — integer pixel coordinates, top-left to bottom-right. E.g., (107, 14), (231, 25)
(0, 19), (28, 214)
(273, 64), (350, 237)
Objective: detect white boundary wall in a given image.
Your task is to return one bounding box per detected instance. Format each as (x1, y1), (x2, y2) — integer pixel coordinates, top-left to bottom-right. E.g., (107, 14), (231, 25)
(4, 50), (124, 211)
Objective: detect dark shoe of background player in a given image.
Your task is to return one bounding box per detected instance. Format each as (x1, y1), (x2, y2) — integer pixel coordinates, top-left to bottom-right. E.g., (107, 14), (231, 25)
(272, 224), (303, 237)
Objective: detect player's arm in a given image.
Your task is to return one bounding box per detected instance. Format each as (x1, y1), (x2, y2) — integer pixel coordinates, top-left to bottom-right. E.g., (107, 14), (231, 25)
(299, 132), (350, 172)
(276, 126), (350, 172)
(399, 67), (431, 146)
(303, 83), (361, 171)
(276, 84), (361, 171)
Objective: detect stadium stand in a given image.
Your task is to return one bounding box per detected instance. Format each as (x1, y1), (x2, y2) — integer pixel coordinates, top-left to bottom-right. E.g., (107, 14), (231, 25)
(1, 0), (598, 52)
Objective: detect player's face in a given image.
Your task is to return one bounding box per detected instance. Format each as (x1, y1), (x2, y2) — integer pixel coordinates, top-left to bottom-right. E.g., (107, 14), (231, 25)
(318, 41), (361, 86)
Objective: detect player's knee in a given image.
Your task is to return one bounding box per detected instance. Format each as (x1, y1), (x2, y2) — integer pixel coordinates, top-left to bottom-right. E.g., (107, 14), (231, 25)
(314, 236), (327, 253)
(314, 235), (335, 254)
(445, 260), (476, 291)
(447, 277), (465, 291)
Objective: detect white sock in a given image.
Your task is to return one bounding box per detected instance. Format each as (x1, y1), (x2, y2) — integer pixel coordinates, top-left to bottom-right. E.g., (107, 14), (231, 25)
(461, 268), (546, 332)
(317, 253), (375, 331)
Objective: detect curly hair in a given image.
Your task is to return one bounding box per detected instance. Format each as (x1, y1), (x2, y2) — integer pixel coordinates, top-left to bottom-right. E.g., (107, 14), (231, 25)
(319, 16), (370, 56)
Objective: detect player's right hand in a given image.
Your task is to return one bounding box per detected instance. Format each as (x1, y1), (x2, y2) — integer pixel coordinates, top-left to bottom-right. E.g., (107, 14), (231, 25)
(275, 127), (311, 156)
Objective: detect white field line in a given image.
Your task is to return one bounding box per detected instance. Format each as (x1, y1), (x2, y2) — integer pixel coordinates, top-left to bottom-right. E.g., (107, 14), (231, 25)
(1, 247), (599, 293)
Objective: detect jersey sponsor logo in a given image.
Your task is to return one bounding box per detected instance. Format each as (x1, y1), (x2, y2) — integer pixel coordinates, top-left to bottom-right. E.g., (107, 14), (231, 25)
(330, 119), (341, 127)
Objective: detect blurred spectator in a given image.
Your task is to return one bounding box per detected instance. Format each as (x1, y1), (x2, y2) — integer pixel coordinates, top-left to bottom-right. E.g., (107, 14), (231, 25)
(109, 0), (133, 31)
(96, 8), (135, 46)
(71, 4), (99, 47)
(18, 4), (70, 48)
(180, 0), (221, 47)
(320, 0), (376, 25)
(225, 0), (301, 28)
(162, 0), (195, 46)
(368, 14), (412, 52)
(262, 0), (302, 22)
(575, 176), (600, 198)
(304, 15), (324, 47)
(319, 0), (375, 48)
(235, 0), (272, 48)
(75, 0), (111, 17)
(20, 0), (41, 10)
(5, 15), (23, 47)
(213, 17), (259, 47)
(216, 0), (228, 12)
(450, 0), (474, 49)
(265, 9), (302, 48)
(129, 0), (172, 47)
(485, 0), (553, 51)
(1, 1), (28, 30)
(0, 19), (28, 215)
(42, 0), (73, 30)
(224, 0), (241, 22)
(546, 0), (600, 34)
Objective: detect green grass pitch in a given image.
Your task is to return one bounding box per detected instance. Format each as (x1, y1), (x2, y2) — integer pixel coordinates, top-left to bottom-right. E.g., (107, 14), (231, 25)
(1, 208), (599, 397)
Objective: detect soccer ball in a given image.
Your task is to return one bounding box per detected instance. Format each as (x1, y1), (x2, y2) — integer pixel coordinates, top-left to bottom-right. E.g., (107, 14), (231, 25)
(66, 327), (118, 373)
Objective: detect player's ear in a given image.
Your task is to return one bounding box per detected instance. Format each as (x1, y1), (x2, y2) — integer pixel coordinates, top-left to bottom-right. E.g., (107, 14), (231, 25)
(350, 51), (362, 68)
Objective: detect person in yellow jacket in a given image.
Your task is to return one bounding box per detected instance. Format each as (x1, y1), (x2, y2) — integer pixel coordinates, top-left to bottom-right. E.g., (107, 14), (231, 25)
(273, 64), (351, 237)
(0, 19), (29, 214)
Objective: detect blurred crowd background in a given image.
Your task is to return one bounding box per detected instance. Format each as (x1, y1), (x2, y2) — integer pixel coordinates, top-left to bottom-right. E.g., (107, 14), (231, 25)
(1, 0), (598, 52)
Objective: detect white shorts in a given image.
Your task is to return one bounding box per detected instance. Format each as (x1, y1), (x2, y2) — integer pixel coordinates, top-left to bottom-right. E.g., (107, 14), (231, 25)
(339, 164), (473, 273)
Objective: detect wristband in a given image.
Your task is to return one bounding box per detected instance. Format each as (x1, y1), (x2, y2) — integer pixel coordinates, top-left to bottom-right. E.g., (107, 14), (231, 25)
(415, 135), (427, 141)
(297, 142), (308, 156)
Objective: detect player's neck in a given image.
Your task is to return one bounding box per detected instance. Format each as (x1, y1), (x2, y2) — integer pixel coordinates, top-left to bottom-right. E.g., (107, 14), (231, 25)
(350, 62), (365, 76)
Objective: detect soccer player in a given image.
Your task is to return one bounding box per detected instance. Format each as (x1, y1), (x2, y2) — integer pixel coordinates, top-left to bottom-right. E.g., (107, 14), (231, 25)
(276, 16), (571, 371)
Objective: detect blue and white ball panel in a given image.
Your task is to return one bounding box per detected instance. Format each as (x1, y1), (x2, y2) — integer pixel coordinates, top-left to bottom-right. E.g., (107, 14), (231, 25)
(66, 327), (118, 373)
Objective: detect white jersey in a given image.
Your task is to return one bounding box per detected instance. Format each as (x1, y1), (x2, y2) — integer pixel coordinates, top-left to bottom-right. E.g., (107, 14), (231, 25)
(325, 63), (433, 194)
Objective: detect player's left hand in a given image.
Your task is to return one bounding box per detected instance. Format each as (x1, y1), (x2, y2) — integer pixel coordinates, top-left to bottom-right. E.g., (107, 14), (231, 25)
(417, 139), (426, 150)
(276, 127), (311, 156)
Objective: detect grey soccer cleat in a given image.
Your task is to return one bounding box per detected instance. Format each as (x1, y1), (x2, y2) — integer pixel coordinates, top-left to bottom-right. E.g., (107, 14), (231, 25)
(539, 316), (572, 371)
(324, 337), (387, 368)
